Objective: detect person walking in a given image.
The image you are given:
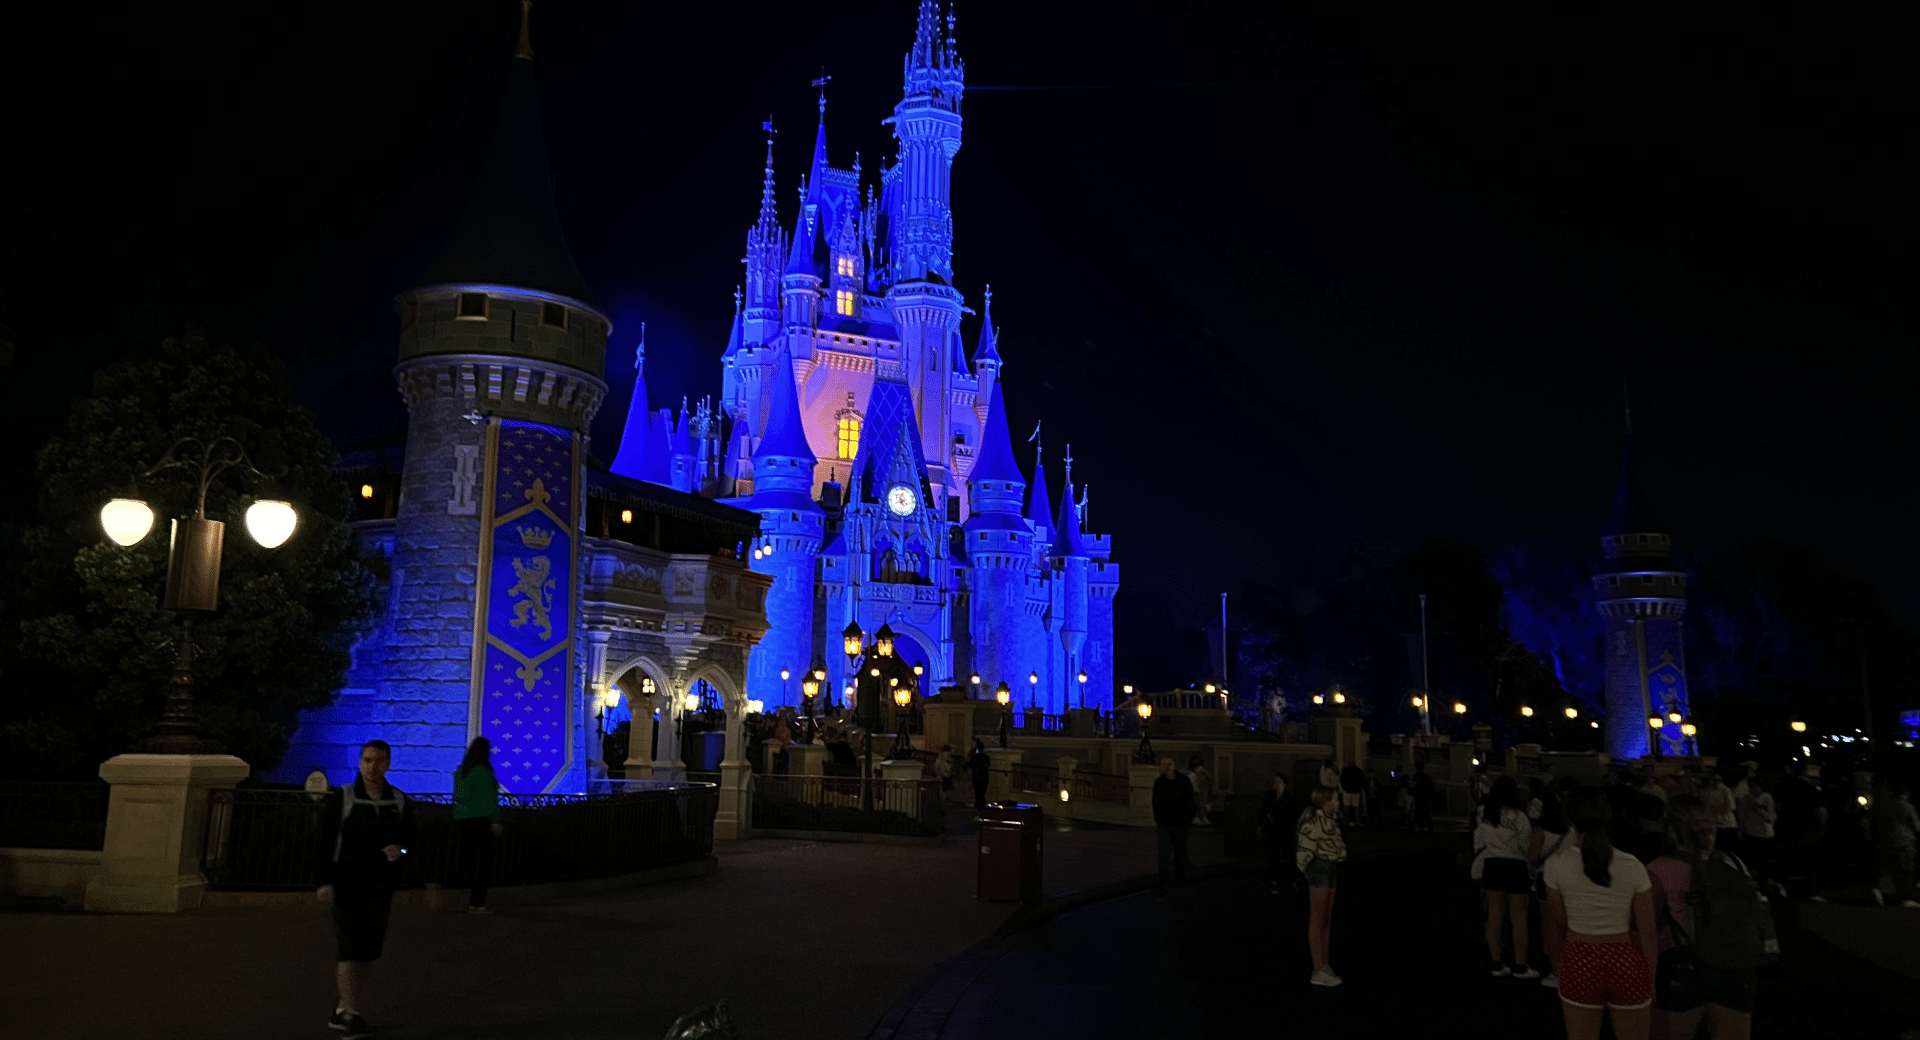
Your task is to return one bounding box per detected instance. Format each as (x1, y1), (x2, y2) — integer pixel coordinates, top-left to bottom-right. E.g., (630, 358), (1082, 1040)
(1735, 774), (1777, 885)
(1153, 757), (1198, 898)
(1257, 772), (1304, 897)
(1474, 775), (1537, 978)
(1188, 755), (1216, 826)
(1647, 793), (1762, 1040)
(1870, 778), (1920, 908)
(1544, 787), (1657, 1040)
(1299, 785), (1348, 986)
(452, 737), (502, 914)
(1529, 777), (1574, 988)
(967, 739), (991, 813)
(317, 740), (414, 1039)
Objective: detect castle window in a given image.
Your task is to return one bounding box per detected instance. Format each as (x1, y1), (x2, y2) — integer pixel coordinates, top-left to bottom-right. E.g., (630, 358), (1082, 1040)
(457, 292), (490, 320)
(400, 298), (418, 330)
(953, 431), (967, 445)
(836, 256), (857, 277)
(835, 290), (856, 316)
(541, 302), (567, 329)
(836, 412), (862, 460)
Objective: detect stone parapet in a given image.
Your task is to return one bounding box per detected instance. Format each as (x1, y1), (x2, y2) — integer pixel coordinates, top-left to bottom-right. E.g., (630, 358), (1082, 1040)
(85, 754), (251, 913)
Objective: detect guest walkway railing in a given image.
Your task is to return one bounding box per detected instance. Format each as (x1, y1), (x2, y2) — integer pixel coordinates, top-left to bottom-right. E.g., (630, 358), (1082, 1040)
(751, 774), (943, 837)
(201, 784), (717, 890)
(0, 781), (110, 850)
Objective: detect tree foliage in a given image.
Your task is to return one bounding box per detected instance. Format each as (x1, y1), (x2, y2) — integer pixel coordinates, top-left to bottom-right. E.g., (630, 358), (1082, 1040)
(0, 336), (375, 777)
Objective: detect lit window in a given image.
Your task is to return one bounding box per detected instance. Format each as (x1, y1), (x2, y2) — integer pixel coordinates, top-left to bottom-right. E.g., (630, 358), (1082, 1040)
(836, 256), (857, 277)
(457, 292), (489, 320)
(541, 302), (567, 329)
(836, 413), (862, 460)
(835, 290), (856, 316)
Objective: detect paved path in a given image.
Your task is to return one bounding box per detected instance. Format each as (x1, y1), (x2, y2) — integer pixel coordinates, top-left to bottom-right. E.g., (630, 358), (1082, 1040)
(0, 810), (1223, 1040)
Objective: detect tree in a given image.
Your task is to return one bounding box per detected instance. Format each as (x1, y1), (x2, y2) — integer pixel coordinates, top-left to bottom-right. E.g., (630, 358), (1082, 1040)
(0, 335), (375, 777)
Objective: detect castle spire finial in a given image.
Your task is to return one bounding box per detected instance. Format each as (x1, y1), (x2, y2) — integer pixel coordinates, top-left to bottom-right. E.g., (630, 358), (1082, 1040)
(635, 321), (646, 369)
(1063, 443), (1073, 489)
(514, 0), (534, 60)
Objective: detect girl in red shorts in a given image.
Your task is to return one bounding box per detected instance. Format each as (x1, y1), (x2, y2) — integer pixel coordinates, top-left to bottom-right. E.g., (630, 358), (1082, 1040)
(1544, 788), (1658, 1040)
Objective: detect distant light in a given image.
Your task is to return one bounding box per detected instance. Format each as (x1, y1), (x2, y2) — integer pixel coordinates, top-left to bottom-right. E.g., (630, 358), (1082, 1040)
(1312, 694), (1325, 705)
(1668, 712), (1683, 724)
(914, 665), (925, 676)
(971, 674), (981, 685)
(1333, 691), (1346, 704)
(1790, 720), (1807, 733)
(1858, 794), (1870, 807)
(1136, 701), (1152, 719)
(1520, 705), (1534, 718)
(1453, 702), (1467, 715)
(360, 484), (375, 500)
(1059, 788), (1071, 802)
(1410, 696), (1423, 708)
(780, 668), (790, 681)
(1471, 758), (1480, 766)
(1681, 723), (1697, 737)
(1564, 707), (1579, 719)
(1029, 672), (1038, 685)
(1590, 720), (1600, 729)
(620, 508), (633, 524)
(1649, 716), (1665, 729)
(1123, 684), (1134, 695)
(1078, 670), (1088, 685)
(870, 667), (880, 677)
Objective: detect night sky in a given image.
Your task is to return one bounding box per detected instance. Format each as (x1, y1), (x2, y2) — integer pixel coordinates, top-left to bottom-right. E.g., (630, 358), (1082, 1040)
(4, 3), (1910, 679)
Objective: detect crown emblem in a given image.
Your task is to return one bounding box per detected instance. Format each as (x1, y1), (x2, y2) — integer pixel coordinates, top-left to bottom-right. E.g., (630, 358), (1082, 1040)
(517, 525), (554, 550)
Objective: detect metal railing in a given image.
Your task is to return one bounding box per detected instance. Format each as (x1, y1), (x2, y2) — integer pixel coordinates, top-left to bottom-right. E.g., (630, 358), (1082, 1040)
(1063, 770), (1132, 805)
(751, 774), (943, 837)
(202, 784), (717, 891)
(0, 781), (111, 850)
(1002, 763), (1058, 794)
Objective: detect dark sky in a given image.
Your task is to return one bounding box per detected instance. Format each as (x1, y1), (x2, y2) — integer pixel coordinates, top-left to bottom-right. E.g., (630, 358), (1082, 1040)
(4, 2), (1911, 674)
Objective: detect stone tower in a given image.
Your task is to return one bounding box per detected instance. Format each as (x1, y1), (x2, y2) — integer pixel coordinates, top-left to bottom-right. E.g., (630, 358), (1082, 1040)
(385, 5), (607, 793)
(744, 345), (825, 702)
(963, 381), (1030, 691)
(1594, 424), (1692, 760)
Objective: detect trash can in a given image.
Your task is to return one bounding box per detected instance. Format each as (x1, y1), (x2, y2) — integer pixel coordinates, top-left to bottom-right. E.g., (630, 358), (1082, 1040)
(977, 801), (1043, 902)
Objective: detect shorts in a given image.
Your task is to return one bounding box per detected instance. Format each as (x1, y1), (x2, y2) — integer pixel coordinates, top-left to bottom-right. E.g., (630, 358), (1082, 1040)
(332, 884), (395, 962)
(1655, 947), (1758, 1014)
(1558, 937), (1653, 1011)
(1481, 857), (1531, 894)
(1303, 857), (1338, 890)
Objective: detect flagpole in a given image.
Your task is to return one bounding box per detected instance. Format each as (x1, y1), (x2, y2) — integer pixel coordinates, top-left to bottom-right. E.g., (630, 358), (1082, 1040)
(1419, 593), (1432, 736)
(1220, 592), (1229, 690)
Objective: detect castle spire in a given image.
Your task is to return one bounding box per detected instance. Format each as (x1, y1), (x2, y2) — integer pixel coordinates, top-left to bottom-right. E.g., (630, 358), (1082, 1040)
(1027, 435), (1054, 538)
(974, 284), (1002, 367)
(609, 322), (651, 480)
(1605, 411), (1661, 537)
(753, 344), (817, 467)
(969, 382), (1022, 486)
(810, 73), (832, 189)
(755, 122), (780, 241)
(1055, 471), (1086, 558)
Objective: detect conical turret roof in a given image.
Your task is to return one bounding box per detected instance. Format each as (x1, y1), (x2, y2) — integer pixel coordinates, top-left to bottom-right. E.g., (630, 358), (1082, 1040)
(969, 382), (1022, 486)
(1055, 479), (1086, 557)
(754, 347), (817, 465)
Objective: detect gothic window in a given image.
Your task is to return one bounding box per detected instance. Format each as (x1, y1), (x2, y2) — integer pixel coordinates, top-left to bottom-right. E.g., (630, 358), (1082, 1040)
(835, 290), (856, 316)
(836, 411), (862, 460)
(836, 256), (857, 277)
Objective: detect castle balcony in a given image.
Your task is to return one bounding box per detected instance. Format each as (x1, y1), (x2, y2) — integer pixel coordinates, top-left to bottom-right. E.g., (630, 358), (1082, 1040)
(582, 540), (770, 642)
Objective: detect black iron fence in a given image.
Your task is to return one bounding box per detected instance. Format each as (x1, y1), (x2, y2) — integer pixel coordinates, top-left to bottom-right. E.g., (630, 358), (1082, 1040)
(0, 781), (110, 850)
(1001, 763), (1058, 794)
(1063, 770), (1132, 805)
(751, 774), (943, 837)
(202, 784), (717, 891)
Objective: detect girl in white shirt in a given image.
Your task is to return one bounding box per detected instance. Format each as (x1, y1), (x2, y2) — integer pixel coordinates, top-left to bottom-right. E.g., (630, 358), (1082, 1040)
(1544, 787), (1658, 1040)
(1474, 775), (1536, 978)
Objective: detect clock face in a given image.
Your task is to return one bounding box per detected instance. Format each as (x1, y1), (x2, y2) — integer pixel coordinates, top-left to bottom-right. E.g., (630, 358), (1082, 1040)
(887, 484), (917, 516)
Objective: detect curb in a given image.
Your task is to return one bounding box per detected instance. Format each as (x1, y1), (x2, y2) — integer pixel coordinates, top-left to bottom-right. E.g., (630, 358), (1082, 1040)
(197, 856), (720, 909)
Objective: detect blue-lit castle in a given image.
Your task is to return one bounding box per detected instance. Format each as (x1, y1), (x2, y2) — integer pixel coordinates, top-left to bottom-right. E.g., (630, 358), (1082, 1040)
(1595, 423), (1694, 760)
(273, 2), (1118, 796)
(608, 1), (1119, 721)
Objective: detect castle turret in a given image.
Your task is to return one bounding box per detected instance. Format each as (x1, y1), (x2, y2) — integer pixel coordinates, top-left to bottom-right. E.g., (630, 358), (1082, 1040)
(1026, 437), (1054, 549)
(1052, 449), (1089, 712)
(964, 381), (1031, 692)
(1593, 423), (1692, 759)
(972, 284), (1002, 406)
(744, 345), (824, 707)
(742, 129), (785, 349)
(670, 399), (696, 492)
(886, 0), (966, 509)
(386, 2), (604, 793)
(610, 323), (651, 480)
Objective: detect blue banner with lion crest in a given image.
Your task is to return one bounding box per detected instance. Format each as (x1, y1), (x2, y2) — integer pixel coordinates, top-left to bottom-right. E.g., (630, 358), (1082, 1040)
(472, 420), (576, 794)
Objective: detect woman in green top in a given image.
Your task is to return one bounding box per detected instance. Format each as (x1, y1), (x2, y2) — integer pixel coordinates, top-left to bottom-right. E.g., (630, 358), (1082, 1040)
(453, 737), (502, 913)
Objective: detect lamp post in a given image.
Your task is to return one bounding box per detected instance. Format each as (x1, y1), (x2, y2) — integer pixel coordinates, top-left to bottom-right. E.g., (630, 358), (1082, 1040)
(100, 437), (297, 754)
(890, 684), (916, 759)
(995, 681), (1012, 748)
(1028, 670), (1039, 710)
(780, 666), (791, 709)
(1077, 669), (1088, 711)
(801, 675), (819, 744)
(842, 619), (901, 810)
(1132, 700), (1157, 765)
(809, 657), (828, 710)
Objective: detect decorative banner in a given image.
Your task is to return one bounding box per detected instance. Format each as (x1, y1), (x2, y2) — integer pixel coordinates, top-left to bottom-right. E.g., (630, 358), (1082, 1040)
(1642, 623), (1691, 757)
(471, 420), (577, 794)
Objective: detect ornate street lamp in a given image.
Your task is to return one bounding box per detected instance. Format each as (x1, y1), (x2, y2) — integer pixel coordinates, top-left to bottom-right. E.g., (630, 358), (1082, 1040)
(994, 680), (1013, 747)
(1077, 669), (1088, 710)
(801, 675), (820, 743)
(874, 623), (896, 658)
(1132, 700), (1157, 765)
(890, 685), (916, 759)
(1028, 670), (1038, 710)
(100, 437), (297, 753)
(842, 620), (865, 663)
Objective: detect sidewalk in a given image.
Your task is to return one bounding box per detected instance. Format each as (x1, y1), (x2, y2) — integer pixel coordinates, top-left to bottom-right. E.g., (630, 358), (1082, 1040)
(1, 809), (1225, 1040)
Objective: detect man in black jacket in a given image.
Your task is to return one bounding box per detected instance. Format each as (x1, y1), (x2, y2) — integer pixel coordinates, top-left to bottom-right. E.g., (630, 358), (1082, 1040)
(1257, 772), (1305, 895)
(316, 739), (414, 1038)
(1153, 757), (1197, 897)
(967, 740), (992, 812)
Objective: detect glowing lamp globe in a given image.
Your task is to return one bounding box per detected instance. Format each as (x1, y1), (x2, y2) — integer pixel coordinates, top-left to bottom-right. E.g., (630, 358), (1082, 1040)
(1204, 683), (1216, 694)
(1790, 720), (1807, 733)
(1333, 691), (1346, 704)
(1136, 701), (1153, 720)
(914, 664), (924, 677)
(1410, 695), (1423, 708)
(893, 687), (910, 708)
(1453, 702), (1467, 715)
(1520, 705), (1534, 717)
(870, 667), (881, 677)
(970, 673), (981, 685)
(100, 498), (156, 546)
(1028, 672), (1038, 686)
(780, 667), (791, 682)
(1649, 716), (1665, 729)
(802, 678), (819, 698)
(746, 699), (764, 715)
(1590, 720), (1600, 729)
(1058, 787), (1070, 802)
(1312, 694), (1324, 705)
(1680, 723), (1697, 737)
(360, 484), (375, 500)
(1078, 670), (1088, 685)
(995, 683), (1011, 706)
(245, 500), (297, 548)
(1668, 711), (1683, 724)
(1564, 707), (1579, 719)
(1123, 685), (1134, 695)
(620, 508), (633, 524)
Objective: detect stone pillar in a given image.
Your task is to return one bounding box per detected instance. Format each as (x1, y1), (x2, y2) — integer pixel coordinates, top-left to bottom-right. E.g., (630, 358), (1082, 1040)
(625, 694), (657, 777)
(787, 743), (832, 778)
(879, 758), (926, 817)
(85, 753), (250, 913)
(1128, 762), (1161, 828)
(651, 687), (686, 782)
(984, 746), (1024, 803)
(716, 699), (752, 840)
(922, 702), (974, 757)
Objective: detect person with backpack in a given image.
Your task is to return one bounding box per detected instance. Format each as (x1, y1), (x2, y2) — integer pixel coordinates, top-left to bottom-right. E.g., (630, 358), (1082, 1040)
(1648, 793), (1776, 1039)
(1474, 775), (1538, 978)
(1298, 785), (1348, 986)
(316, 740), (414, 1039)
(452, 736), (502, 913)
(1544, 788), (1658, 1040)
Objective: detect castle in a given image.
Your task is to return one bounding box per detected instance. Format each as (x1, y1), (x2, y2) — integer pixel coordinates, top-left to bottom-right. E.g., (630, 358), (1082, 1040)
(273, 1), (1118, 794)
(1594, 422), (1694, 760)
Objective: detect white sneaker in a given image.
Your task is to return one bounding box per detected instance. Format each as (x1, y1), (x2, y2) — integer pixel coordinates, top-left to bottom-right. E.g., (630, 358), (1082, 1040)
(1311, 968), (1344, 987)
(1540, 973), (1559, 989)
(1512, 965), (1540, 980)
(1808, 893), (1828, 903)
(1900, 900), (1920, 909)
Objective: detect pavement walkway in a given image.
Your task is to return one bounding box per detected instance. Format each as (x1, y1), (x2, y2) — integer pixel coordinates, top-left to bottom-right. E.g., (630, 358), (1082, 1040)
(0, 808), (1223, 1040)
